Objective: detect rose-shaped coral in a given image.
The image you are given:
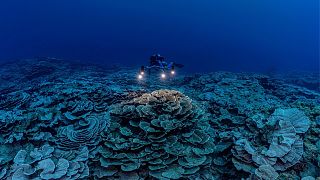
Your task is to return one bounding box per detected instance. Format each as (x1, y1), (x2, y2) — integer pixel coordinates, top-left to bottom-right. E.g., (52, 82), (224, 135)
(98, 90), (216, 179)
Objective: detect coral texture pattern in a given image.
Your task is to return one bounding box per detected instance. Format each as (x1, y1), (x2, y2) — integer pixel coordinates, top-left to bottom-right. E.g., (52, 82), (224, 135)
(0, 58), (319, 179)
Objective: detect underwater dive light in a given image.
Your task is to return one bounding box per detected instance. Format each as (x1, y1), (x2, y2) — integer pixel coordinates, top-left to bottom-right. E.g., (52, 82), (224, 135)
(140, 66), (145, 75)
(138, 66), (145, 80)
(161, 73), (166, 79)
(170, 65), (175, 75)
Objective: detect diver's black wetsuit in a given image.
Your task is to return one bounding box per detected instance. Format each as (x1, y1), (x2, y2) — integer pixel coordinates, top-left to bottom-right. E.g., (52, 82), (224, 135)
(149, 54), (165, 66)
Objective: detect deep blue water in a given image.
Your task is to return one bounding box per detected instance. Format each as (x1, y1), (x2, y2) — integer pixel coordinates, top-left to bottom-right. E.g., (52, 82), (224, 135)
(0, 0), (319, 73)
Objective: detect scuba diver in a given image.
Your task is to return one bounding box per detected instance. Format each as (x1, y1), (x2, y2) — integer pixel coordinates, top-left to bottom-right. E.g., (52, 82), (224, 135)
(138, 53), (184, 79)
(149, 53), (164, 64)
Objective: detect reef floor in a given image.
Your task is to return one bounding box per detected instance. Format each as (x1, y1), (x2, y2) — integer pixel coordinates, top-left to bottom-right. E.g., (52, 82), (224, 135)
(0, 57), (319, 180)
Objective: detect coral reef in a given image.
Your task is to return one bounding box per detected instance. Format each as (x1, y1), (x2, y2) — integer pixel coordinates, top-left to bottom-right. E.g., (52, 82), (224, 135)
(2, 144), (90, 179)
(98, 90), (216, 179)
(232, 108), (310, 179)
(57, 113), (109, 150)
(0, 58), (319, 179)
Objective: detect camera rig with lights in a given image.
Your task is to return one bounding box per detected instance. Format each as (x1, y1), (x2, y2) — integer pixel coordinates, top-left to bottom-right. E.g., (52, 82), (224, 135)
(137, 54), (183, 80)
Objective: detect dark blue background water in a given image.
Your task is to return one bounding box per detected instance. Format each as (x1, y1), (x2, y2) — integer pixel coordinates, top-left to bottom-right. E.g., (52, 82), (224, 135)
(0, 0), (319, 73)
